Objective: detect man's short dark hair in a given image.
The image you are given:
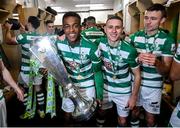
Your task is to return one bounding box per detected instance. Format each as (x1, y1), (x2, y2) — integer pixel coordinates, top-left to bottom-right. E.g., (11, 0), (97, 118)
(106, 15), (123, 24)
(86, 16), (96, 24)
(45, 20), (53, 26)
(28, 16), (40, 29)
(147, 3), (167, 18)
(62, 11), (81, 24)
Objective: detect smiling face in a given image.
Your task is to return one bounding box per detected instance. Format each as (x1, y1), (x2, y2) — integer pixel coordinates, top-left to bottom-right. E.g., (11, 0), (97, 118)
(104, 18), (123, 46)
(63, 16), (81, 44)
(46, 22), (54, 34)
(144, 10), (165, 35)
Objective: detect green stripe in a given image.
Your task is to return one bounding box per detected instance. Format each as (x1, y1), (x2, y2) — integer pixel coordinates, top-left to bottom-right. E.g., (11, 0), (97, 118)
(79, 85), (94, 89)
(22, 71), (30, 74)
(141, 84), (162, 89)
(104, 71), (129, 79)
(142, 77), (162, 81)
(22, 54), (30, 59)
(104, 79), (131, 88)
(141, 66), (157, 74)
(21, 63), (30, 66)
(71, 75), (94, 83)
(0, 95), (4, 101)
(104, 88), (131, 94)
(22, 46), (30, 52)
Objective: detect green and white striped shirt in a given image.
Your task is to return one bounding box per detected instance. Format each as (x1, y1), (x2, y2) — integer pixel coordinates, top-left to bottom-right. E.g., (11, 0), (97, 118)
(130, 29), (175, 89)
(16, 32), (40, 76)
(97, 37), (139, 94)
(55, 37), (101, 89)
(81, 27), (105, 45)
(0, 53), (3, 100)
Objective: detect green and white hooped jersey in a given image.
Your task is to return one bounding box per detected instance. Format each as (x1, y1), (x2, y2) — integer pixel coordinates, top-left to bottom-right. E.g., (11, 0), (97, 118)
(130, 29), (175, 89)
(97, 37), (139, 94)
(42, 33), (57, 44)
(81, 27), (105, 45)
(55, 37), (101, 89)
(16, 32), (40, 76)
(174, 41), (180, 63)
(174, 41), (180, 110)
(0, 53), (3, 100)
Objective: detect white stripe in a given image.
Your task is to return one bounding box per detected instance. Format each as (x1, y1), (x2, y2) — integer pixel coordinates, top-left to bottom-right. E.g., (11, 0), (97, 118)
(142, 79), (163, 87)
(106, 74), (131, 83)
(103, 66), (129, 75)
(80, 63), (92, 72)
(21, 66), (30, 71)
(120, 50), (130, 59)
(134, 37), (145, 43)
(37, 93), (44, 97)
(131, 65), (139, 69)
(136, 48), (146, 53)
(57, 43), (90, 54)
(64, 57), (90, 64)
(78, 79), (94, 88)
(69, 73), (93, 80)
(23, 43), (30, 48)
(174, 57), (180, 63)
(142, 71), (161, 78)
(156, 38), (166, 45)
(66, 63), (92, 73)
(92, 60), (101, 64)
(104, 83), (131, 93)
(37, 97), (44, 101)
(22, 58), (30, 63)
(26, 35), (40, 40)
(22, 50), (30, 56)
(142, 63), (155, 68)
(162, 54), (173, 57)
(99, 42), (108, 52)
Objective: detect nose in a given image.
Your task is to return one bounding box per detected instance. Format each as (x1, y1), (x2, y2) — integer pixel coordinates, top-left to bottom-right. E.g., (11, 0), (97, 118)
(69, 26), (74, 32)
(112, 27), (116, 32)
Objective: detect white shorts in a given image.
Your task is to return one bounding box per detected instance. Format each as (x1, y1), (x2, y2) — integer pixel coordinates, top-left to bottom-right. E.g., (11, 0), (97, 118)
(18, 72), (43, 86)
(169, 102), (180, 127)
(0, 90), (7, 127)
(137, 86), (162, 114)
(101, 90), (130, 117)
(62, 86), (95, 113)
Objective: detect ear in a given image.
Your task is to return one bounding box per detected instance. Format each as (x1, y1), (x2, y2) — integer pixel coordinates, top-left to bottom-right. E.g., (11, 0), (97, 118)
(160, 17), (166, 24)
(104, 25), (107, 34)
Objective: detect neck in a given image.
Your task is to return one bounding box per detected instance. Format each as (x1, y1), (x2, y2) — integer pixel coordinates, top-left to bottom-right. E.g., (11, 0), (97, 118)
(146, 29), (158, 36)
(69, 39), (80, 47)
(29, 28), (35, 33)
(108, 40), (120, 47)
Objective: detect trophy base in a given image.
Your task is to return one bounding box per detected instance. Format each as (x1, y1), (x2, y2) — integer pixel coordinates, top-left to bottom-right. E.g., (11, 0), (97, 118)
(72, 99), (97, 121)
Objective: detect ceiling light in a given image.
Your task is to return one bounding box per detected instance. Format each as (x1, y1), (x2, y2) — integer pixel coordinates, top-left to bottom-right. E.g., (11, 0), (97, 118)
(75, 4), (104, 8)
(51, 7), (61, 12)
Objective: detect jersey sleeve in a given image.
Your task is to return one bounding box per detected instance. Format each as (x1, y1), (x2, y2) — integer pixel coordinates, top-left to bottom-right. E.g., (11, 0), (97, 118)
(126, 45), (139, 69)
(16, 33), (27, 44)
(89, 43), (104, 100)
(162, 36), (175, 57)
(174, 41), (180, 63)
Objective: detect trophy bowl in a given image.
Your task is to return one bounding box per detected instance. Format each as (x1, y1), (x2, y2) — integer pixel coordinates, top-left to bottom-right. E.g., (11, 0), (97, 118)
(30, 37), (97, 121)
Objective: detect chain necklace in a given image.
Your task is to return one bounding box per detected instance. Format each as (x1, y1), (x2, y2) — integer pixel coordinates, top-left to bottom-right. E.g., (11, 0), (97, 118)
(67, 40), (83, 80)
(145, 30), (160, 53)
(107, 40), (123, 80)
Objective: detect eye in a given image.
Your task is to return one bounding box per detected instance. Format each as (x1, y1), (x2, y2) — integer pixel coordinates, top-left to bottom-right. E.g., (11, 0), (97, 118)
(73, 24), (80, 29)
(63, 25), (70, 30)
(107, 25), (113, 29)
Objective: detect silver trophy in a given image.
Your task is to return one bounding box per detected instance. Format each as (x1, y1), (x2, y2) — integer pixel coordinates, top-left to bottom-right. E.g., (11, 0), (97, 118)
(30, 37), (97, 121)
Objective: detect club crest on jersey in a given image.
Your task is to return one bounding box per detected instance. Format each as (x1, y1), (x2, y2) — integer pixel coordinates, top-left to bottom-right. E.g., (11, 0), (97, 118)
(68, 61), (79, 70)
(104, 61), (112, 71)
(80, 52), (87, 60)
